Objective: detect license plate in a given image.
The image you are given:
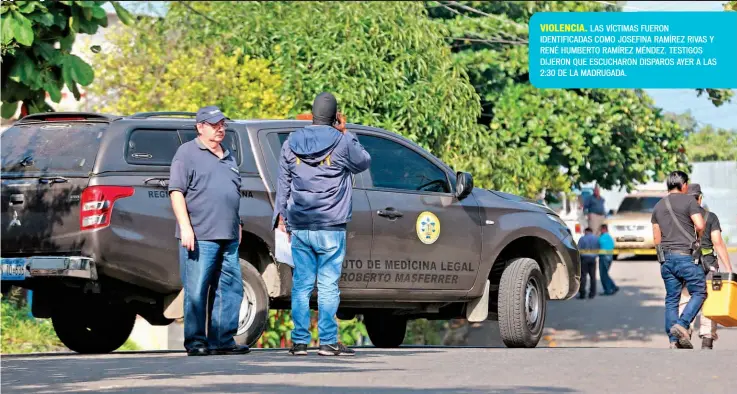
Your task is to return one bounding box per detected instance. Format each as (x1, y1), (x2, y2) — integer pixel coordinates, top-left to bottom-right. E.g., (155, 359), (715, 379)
(1, 258), (28, 281)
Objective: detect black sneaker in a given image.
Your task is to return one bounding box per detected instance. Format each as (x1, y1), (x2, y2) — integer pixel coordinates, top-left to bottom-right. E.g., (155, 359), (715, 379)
(702, 338), (714, 349)
(289, 343), (308, 356)
(187, 345), (209, 356)
(318, 343), (355, 356)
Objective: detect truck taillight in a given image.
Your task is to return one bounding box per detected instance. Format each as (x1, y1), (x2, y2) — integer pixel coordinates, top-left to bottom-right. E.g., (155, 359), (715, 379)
(80, 186), (134, 231)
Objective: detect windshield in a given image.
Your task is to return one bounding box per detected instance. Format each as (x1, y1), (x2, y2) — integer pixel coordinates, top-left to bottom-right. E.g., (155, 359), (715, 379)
(1, 123), (104, 175)
(617, 196), (662, 213)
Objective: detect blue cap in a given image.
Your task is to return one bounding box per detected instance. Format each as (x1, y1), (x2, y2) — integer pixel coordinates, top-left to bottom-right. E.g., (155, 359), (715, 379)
(196, 105), (227, 124)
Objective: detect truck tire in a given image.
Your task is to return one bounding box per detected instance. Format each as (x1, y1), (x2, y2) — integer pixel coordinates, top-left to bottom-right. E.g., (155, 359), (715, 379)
(51, 304), (136, 354)
(233, 258), (269, 347)
(364, 312), (407, 348)
(498, 257), (547, 348)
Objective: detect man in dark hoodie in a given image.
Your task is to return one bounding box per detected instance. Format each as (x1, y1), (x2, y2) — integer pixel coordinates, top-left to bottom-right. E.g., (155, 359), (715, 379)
(273, 92), (371, 356)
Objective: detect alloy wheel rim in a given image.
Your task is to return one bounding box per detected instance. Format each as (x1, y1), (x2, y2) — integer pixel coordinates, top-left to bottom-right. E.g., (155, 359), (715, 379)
(237, 280), (257, 336)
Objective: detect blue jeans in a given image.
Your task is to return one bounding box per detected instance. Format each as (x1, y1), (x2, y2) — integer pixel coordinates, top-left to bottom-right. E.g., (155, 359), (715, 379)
(290, 229), (346, 345)
(661, 253), (706, 343)
(179, 239), (242, 351)
(599, 255), (617, 294)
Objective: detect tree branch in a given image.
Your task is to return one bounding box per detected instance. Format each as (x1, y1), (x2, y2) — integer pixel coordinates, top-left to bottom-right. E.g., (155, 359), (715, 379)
(177, 1), (221, 26)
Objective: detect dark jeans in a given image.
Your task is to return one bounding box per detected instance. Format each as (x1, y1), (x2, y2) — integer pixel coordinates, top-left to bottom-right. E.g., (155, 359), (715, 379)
(179, 239), (242, 351)
(661, 253), (706, 343)
(579, 258), (596, 298)
(599, 255), (618, 294)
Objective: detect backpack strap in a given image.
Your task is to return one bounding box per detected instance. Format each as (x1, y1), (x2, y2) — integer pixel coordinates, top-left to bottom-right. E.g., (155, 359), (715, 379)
(664, 194), (696, 244)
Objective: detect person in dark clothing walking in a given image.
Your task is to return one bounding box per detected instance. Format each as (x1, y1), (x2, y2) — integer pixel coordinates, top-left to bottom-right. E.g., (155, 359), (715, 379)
(577, 228), (599, 299)
(273, 92), (371, 356)
(651, 171), (706, 349)
(677, 183), (733, 349)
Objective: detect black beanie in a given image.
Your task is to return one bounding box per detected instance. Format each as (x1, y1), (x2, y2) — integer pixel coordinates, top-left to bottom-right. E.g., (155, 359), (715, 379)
(312, 92), (337, 126)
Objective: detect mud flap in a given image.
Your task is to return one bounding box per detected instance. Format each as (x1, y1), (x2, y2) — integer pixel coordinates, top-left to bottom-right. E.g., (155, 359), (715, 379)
(466, 279), (490, 322)
(163, 289), (184, 319)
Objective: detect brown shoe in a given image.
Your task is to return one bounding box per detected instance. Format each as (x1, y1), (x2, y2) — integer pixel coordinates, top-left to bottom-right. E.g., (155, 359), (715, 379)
(670, 325), (693, 349)
(702, 338), (713, 349)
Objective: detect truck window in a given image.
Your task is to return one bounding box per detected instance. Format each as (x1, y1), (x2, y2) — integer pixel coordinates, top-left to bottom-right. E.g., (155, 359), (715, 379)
(617, 196), (662, 213)
(1, 123), (104, 174)
(126, 129), (181, 166)
(179, 129), (258, 173)
(358, 135), (450, 193)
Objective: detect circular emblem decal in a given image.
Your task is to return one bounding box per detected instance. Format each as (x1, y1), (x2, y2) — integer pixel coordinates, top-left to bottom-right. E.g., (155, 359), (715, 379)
(416, 211), (440, 245)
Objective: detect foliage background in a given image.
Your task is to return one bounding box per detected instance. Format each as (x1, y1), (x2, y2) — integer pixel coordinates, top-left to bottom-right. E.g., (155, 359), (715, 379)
(1, 290), (139, 354)
(1, 0), (133, 117)
(5, 0), (734, 349)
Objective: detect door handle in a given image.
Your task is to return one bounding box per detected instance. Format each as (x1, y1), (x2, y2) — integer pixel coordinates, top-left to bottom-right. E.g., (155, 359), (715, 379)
(9, 194), (24, 205)
(8, 194), (25, 211)
(377, 208), (403, 219)
(144, 177), (169, 188)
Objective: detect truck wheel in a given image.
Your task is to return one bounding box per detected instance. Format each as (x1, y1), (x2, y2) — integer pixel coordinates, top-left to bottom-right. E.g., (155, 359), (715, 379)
(498, 257), (547, 348)
(233, 258), (269, 347)
(364, 312), (407, 348)
(51, 304), (136, 354)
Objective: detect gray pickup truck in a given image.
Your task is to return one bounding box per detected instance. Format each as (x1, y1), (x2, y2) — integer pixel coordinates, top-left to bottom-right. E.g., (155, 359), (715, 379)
(1, 111), (580, 353)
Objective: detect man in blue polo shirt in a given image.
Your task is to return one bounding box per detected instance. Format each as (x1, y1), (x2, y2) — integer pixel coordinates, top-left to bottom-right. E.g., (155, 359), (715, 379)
(169, 105), (249, 356)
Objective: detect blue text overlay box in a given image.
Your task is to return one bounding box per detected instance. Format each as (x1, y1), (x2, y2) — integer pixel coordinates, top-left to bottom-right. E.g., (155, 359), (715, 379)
(529, 12), (737, 89)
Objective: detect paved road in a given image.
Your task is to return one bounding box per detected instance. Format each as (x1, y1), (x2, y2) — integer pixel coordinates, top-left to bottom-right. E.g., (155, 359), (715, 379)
(3, 256), (736, 393)
(467, 255), (737, 349)
(2, 347), (736, 393)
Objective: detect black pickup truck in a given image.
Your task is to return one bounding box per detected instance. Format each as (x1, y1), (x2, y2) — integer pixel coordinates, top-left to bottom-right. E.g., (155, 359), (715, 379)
(0, 112), (580, 353)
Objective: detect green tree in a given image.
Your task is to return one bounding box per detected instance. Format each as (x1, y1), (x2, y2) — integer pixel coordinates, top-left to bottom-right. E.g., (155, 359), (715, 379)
(87, 18), (292, 119)
(424, 1), (737, 196)
(685, 125), (737, 162)
(162, 1), (483, 182)
(1, 1), (134, 118)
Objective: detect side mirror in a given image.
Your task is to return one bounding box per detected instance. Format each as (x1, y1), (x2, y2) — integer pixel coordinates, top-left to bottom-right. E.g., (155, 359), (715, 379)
(455, 172), (473, 200)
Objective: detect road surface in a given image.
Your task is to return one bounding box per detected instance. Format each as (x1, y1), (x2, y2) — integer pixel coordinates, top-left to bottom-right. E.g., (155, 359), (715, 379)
(467, 255), (737, 349)
(3, 256), (736, 393)
(2, 347), (735, 393)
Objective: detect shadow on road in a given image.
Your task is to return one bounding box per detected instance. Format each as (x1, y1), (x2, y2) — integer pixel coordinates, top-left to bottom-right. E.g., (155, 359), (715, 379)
(542, 279), (666, 345)
(1, 352), (579, 394)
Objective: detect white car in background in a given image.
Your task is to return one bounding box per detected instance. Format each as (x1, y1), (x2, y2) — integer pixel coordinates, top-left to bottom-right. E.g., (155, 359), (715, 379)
(546, 188), (591, 243)
(605, 190), (667, 258)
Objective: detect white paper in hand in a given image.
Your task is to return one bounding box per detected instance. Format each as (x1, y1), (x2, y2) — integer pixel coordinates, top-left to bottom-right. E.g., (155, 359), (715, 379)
(274, 229), (294, 268)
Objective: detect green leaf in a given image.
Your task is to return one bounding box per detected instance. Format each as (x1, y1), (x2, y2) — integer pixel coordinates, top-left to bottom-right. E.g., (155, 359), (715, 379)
(64, 54), (94, 86)
(92, 5), (107, 19)
(42, 77), (62, 103)
(69, 14), (80, 32)
(18, 2), (36, 14)
(111, 1), (134, 25)
(1, 101), (19, 119)
(33, 42), (58, 62)
(82, 6), (93, 21)
(53, 12), (67, 28)
(11, 11), (34, 46)
(9, 53), (40, 89)
(60, 32), (75, 51)
(1, 12), (14, 44)
(29, 12), (55, 27)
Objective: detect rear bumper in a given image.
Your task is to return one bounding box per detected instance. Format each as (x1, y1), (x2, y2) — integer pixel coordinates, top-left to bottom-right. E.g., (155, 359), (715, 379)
(1, 256), (97, 281)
